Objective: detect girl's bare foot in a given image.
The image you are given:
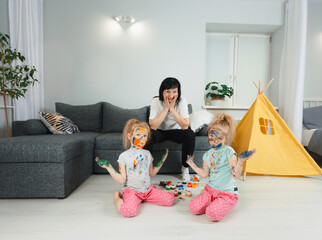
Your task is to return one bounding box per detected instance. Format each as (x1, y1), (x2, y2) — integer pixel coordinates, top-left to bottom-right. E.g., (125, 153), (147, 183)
(113, 191), (122, 200)
(113, 191), (123, 211)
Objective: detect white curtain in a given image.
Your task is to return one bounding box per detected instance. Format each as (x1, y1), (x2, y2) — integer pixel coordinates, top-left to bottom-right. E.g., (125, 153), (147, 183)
(9, 0), (44, 120)
(279, 0), (307, 142)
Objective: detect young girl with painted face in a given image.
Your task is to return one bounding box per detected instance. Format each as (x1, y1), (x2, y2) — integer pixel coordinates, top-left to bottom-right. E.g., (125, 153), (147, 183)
(186, 113), (256, 221)
(95, 119), (174, 218)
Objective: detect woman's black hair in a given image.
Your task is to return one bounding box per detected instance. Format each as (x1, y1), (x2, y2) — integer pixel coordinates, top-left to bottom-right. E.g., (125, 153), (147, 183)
(158, 77), (181, 103)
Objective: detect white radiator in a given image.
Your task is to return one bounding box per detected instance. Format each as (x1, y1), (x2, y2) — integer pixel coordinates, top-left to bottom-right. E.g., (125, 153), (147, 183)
(303, 98), (322, 108)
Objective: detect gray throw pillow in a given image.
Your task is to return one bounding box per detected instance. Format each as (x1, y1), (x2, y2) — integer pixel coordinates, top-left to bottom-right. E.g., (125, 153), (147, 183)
(26, 119), (50, 135)
(102, 102), (149, 133)
(303, 105), (322, 129)
(196, 126), (208, 136)
(55, 102), (103, 132)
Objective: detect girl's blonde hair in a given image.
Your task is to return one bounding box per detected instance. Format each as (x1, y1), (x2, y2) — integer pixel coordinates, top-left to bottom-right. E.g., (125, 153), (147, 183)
(123, 119), (151, 149)
(208, 113), (236, 144)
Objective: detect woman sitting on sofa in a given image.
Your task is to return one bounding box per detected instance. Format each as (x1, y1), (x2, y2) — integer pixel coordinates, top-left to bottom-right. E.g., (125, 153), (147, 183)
(147, 77), (195, 182)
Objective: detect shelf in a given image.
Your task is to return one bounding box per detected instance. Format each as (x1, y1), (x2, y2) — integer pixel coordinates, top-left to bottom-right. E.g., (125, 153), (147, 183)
(203, 105), (250, 110)
(202, 105), (279, 110)
(0, 106), (14, 109)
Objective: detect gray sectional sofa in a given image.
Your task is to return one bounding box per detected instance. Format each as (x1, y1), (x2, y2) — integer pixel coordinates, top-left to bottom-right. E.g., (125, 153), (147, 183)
(0, 102), (209, 199)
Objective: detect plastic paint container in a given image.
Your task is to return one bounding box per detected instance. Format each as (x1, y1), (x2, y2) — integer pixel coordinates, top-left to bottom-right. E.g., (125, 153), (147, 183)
(186, 191), (192, 197)
(159, 180), (166, 186)
(168, 181), (172, 185)
(173, 190), (179, 196)
(193, 175), (199, 181)
(166, 185), (171, 190)
(192, 183), (197, 188)
(187, 182), (192, 188)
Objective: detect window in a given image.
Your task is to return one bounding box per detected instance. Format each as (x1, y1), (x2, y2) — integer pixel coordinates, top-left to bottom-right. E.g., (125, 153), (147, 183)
(205, 33), (270, 106)
(259, 117), (275, 135)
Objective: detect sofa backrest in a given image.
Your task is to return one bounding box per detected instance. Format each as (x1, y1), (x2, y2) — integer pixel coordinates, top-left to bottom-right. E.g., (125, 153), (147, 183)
(102, 102), (149, 133)
(55, 102), (103, 132)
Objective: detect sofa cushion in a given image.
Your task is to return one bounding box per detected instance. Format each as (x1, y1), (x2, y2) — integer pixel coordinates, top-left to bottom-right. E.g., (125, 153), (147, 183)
(39, 112), (80, 135)
(55, 102), (103, 132)
(102, 102), (148, 133)
(196, 126), (208, 136)
(26, 119), (50, 135)
(189, 110), (213, 133)
(95, 133), (124, 150)
(195, 136), (210, 150)
(0, 132), (100, 163)
(303, 105), (322, 129)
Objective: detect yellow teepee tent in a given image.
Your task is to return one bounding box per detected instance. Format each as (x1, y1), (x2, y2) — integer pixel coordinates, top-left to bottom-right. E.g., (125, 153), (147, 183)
(231, 80), (322, 176)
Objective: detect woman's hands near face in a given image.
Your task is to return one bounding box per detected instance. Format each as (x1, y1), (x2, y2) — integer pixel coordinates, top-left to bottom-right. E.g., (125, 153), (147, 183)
(163, 88), (178, 111)
(168, 97), (176, 110)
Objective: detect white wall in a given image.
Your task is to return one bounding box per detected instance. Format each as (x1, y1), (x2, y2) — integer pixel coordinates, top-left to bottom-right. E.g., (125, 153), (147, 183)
(43, 0), (284, 112)
(269, 26), (284, 106)
(305, 0), (322, 99)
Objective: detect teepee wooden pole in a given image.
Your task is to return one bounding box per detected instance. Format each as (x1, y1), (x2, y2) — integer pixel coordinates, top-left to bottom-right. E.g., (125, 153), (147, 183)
(262, 78), (274, 94)
(252, 81), (259, 92)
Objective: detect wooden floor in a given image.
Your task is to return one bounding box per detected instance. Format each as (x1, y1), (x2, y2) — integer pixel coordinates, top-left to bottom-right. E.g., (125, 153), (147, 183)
(1, 174), (322, 240)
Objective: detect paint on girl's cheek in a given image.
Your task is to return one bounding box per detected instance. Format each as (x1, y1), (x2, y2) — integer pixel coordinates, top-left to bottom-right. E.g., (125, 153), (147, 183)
(211, 143), (222, 149)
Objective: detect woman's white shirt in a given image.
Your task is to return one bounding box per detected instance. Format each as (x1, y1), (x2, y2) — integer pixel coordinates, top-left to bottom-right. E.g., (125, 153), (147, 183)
(149, 97), (189, 130)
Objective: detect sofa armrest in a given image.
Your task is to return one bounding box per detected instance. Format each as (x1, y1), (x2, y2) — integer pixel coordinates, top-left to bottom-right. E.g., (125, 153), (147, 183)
(12, 121), (27, 137)
(12, 119), (50, 137)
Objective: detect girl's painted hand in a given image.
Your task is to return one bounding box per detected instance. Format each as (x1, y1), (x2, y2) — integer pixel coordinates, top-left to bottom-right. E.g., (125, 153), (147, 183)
(95, 157), (110, 168)
(239, 148), (257, 162)
(186, 155), (194, 166)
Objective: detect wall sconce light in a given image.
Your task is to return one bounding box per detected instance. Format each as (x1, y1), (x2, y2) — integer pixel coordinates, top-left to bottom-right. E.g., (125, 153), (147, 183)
(113, 15), (135, 24)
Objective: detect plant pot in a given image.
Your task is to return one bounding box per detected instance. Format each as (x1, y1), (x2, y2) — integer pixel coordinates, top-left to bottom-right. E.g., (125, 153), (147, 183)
(210, 96), (226, 106)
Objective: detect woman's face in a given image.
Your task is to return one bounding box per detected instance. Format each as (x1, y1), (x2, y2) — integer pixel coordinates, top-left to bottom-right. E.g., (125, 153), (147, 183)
(163, 88), (178, 103)
(130, 127), (148, 149)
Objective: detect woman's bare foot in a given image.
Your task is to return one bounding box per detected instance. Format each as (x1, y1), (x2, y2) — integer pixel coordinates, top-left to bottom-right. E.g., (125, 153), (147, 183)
(113, 191), (123, 211)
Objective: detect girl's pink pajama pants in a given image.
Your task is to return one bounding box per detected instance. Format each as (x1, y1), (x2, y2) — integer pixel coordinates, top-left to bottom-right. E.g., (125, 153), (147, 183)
(189, 184), (239, 221)
(120, 185), (175, 217)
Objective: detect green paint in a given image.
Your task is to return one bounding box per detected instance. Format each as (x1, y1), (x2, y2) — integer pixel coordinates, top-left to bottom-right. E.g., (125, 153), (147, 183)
(156, 149), (168, 167)
(156, 160), (163, 167)
(161, 149), (168, 161)
(95, 157), (110, 167)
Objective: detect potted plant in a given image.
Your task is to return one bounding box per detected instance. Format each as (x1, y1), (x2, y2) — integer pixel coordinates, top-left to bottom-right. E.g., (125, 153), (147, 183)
(0, 32), (38, 137)
(205, 81), (234, 106)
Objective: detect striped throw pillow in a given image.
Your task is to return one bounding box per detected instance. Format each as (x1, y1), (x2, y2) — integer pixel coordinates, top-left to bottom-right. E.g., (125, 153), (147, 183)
(39, 112), (80, 135)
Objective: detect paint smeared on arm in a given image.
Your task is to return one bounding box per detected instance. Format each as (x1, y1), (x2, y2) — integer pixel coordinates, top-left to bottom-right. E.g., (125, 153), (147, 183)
(186, 156), (209, 178)
(94, 157), (126, 184)
(150, 149), (169, 177)
(156, 148), (169, 167)
(229, 148), (257, 179)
